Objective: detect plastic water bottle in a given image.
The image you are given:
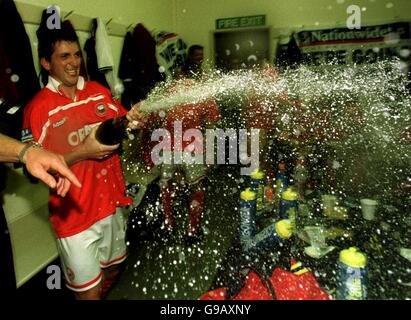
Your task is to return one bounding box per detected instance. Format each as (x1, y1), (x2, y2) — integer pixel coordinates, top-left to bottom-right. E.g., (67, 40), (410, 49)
(336, 247), (367, 300)
(275, 162), (288, 210)
(239, 188), (257, 247)
(279, 187), (298, 232)
(243, 219), (293, 254)
(250, 169), (265, 215)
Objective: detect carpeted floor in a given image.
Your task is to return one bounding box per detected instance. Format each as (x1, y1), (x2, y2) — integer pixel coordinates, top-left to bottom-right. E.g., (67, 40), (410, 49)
(107, 165), (243, 300)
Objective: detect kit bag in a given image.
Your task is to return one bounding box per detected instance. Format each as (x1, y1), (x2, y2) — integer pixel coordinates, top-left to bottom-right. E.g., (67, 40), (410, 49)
(200, 263), (331, 300)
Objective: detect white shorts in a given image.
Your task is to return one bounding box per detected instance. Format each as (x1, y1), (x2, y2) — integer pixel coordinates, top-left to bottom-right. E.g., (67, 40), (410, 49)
(57, 208), (128, 292)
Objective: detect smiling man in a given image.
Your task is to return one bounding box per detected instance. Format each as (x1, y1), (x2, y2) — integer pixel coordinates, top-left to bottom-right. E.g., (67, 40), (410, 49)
(22, 22), (146, 300)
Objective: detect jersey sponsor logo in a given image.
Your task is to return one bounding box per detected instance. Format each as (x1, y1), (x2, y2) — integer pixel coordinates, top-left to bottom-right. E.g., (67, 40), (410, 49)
(52, 117), (67, 128)
(68, 123), (100, 146)
(21, 128), (33, 143)
(94, 103), (107, 117)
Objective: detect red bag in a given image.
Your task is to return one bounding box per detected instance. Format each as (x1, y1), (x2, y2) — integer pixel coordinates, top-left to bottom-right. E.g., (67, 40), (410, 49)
(200, 263), (332, 300)
(269, 267), (331, 300)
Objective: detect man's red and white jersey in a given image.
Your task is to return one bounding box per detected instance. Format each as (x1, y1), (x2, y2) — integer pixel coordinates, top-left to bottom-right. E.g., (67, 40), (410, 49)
(22, 76), (132, 238)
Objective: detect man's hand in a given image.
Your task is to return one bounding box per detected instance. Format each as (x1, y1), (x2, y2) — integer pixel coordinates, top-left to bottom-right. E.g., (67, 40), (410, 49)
(127, 102), (148, 130)
(80, 126), (120, 160)
(63, 126), (120, 167)
(24, 147), (82, 197)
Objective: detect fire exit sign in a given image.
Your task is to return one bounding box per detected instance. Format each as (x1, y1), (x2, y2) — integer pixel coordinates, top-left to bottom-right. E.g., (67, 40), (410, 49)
(216, 15), (266, 30)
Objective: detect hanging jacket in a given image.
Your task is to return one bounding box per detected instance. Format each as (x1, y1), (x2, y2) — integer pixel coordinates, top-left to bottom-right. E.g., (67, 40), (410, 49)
(84, 18), (110, 89)
(84, 17), (122, 98)
(118, 31), (134, 83)
(118, 23), (165, 108)
(0, 0), (40, 139)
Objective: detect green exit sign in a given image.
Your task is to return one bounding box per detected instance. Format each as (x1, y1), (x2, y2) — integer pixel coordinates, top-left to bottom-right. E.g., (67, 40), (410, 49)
(216, 15), (266, 30)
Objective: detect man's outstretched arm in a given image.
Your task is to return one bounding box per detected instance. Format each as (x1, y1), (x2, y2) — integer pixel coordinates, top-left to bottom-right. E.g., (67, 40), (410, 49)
(0, 133), (81, 196)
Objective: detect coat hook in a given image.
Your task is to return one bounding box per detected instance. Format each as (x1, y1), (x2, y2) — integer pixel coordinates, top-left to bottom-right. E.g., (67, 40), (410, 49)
(64, 10), (74, 19)
(106, 18), (113, 26)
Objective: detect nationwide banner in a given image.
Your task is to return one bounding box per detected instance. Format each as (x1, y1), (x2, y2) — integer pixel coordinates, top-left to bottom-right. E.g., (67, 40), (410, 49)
(293, 22), (411, 67)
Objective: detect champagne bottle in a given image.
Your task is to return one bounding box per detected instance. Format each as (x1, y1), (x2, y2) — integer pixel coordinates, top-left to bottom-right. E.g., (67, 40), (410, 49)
(95, 116), (129, 145)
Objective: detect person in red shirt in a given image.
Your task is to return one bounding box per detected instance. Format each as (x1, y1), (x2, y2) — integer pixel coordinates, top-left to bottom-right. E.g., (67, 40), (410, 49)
(22, 25), (146, 300)
(153, 86), (220, 243)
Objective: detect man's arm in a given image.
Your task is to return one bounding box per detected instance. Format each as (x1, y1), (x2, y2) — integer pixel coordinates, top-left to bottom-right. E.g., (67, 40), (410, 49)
(126, 101), (150, 130)
(62, 102), (148, 166)
(0, 133), (26, 163)
(0, 133), (81, 196)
